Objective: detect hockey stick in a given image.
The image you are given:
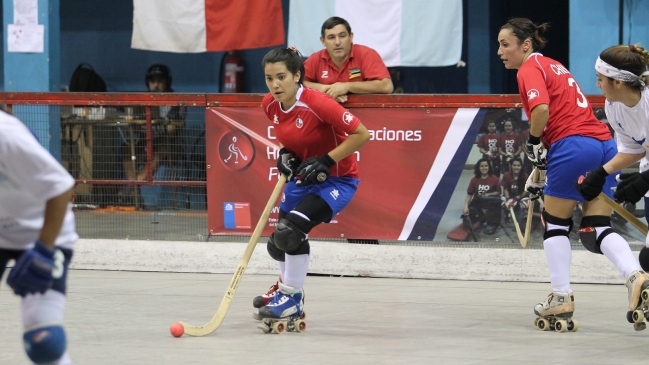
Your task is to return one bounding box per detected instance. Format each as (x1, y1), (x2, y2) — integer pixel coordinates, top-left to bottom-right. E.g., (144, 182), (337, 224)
(597, 193), (648, 235)
(175, 174), (287, 337)
(511, 168), (540, 248)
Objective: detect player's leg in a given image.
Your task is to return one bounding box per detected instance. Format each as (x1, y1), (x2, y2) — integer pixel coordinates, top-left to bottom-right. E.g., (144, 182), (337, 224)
(18, 248), (73, 364)
(253, 209), (288, 309)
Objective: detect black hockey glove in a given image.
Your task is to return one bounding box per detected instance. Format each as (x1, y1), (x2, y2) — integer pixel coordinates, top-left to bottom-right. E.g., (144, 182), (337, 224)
(276, 147), (301, 181)
(295, 154), (336, 187)
(575, 165), (608, 201)
(614, 171), (649, 204)
(524, 135), (547, 168)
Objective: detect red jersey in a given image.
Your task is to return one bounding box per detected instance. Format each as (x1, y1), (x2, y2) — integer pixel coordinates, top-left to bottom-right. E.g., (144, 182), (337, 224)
(517, 54), (610, 146)
(477, 133), (501, 157)
(498, 132), (520, 155)
(501, 171), (527, 198)
(467, 175), (501, 197)
(304, 44), (391, 85)
(262, 86), (362, 178)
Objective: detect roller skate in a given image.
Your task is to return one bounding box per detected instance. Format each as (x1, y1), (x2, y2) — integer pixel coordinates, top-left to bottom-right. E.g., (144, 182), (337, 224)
(252, 277), (281, 309)
(533, 292), (578, 332)
(625, 270), (649, 331)
(254, 282), (306, 334)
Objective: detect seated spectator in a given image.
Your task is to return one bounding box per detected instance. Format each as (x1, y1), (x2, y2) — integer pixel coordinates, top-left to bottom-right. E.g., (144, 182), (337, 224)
(477, 121), (502, 177)
(498, 119), (522, 174)
(501, 158), (529, 222)
(303, 16), (393, 103)
(463, 158), (502, 235)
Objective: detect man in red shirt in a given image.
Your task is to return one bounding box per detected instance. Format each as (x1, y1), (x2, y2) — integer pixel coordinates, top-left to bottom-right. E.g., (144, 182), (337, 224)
(304, 17), (393, 103)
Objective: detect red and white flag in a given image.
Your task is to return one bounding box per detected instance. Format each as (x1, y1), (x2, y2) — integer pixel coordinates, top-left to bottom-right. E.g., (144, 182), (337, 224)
(131, 0), (285, 53)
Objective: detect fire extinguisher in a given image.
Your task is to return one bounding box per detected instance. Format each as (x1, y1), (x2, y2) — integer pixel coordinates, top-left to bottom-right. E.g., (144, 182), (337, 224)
(223, 51), (244, 93)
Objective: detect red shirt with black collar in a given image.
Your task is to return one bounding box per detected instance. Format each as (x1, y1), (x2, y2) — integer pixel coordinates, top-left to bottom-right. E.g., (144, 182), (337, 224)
(304, 44), (391, 85)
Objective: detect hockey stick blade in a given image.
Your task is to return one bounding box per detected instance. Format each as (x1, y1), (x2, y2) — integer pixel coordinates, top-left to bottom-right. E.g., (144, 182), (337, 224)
(177, 174), (287, 337)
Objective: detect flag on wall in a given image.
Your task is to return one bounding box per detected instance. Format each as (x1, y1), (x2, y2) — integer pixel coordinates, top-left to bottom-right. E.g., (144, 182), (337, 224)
(288, 0), (462, 67)
(131, 0), (285, 53)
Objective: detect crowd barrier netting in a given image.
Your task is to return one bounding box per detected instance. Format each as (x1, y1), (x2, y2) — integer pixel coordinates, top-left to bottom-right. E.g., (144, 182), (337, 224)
(3, 92), (642, 249)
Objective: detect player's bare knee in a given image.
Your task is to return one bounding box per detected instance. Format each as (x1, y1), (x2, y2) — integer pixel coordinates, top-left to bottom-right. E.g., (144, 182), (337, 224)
(579, 215), (615, 255)
(274, 213), (313, 253)
(23, 324), (66, 364)
(542, 210), (572, 240)
(266, 234), (285, 262)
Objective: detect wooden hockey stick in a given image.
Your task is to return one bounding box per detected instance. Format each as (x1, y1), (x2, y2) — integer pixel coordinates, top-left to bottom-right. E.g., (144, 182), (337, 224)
(597, 193), (648, 235)
(511, 168), (540, 248)
(177, 174), (287, 337)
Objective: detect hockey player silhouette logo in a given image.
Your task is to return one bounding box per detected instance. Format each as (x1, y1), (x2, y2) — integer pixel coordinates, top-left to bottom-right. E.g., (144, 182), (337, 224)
(219, 131), (255, 171)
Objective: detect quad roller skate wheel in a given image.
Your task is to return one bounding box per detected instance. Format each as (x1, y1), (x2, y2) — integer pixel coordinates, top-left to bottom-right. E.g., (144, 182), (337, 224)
(536, 318), (549, 331)
(257, 322), (271, 333)
(294, 319), (306, 333)
(568, 319), (579, 332)
(642, 289), (649, 302)
(555, 320), (568, 333)
(632, 309), (645, 323)
(272, 321), (285, 334)
(634, 322), (647, 331)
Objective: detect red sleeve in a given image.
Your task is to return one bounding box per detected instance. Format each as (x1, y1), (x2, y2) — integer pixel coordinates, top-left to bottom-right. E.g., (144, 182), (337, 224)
(477, 135), (487, 149)
(358, 46), (391, 80)
(517, 62), (550, 111)
(304, 53), (319, 82)
(261, 93), (274, 120)
(310, 91), (361, 134)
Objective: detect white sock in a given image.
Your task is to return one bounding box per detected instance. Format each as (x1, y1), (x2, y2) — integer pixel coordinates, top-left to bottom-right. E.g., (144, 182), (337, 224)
(278, 261), (286, 280)
(282, 253), (310, 293)
(599, 228), (641, 279)
(543, 224), (572, 293)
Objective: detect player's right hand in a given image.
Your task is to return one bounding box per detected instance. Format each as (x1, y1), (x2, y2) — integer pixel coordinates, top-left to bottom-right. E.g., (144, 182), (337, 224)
(614, 171), (649, 204)
(525, 168), (546, 200)
(277, 147), (300, 182)
(7, 241), (57, 297)
(524, 138), (547, 168)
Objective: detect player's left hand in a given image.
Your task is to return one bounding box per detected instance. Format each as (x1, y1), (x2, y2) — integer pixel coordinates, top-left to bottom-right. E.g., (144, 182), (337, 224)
(614, 171), (649, 203)
(7, 241), (57, 297)
(575, 165), (608, 201)
(525, 168), (546, 200)
(296, 154), (336, 187)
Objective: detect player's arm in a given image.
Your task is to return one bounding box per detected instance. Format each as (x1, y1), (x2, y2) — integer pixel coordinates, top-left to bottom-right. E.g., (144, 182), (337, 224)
(39, 187), (74, 249)
(328, 123), (370, 162)
(602, 152), (645, 174)
(529, 104), (549, 139)
(345, 78), (394, 94)
(303, 80), (329, 93)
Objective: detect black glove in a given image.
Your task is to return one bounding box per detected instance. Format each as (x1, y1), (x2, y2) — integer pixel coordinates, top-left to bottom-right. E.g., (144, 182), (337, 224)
(524, 135), (547, 168)
(276, 148), (300, 181)
(575, 165), (608, 201)
(295, 154), (336, 187)
(614, 171), (649, 203)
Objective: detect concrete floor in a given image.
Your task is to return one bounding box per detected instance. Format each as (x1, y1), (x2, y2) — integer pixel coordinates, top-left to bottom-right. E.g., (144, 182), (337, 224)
(2, 270), (649, 365)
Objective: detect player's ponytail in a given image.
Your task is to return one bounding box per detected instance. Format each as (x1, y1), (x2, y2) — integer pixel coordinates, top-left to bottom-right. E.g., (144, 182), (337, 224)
(501, 18), (549, 52)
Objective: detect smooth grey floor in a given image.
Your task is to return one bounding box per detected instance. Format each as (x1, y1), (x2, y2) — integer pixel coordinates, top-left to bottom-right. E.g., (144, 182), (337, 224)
(2, 271), (649, 365)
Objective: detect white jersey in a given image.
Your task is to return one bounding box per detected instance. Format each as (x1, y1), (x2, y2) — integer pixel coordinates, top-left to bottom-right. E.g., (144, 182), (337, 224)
(606, 89), (649, 157)
(0, 111), (78, 250)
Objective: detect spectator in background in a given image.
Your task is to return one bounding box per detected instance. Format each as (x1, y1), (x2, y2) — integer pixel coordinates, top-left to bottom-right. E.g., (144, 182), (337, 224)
(303, 16), (393, 103)
(498, 119), (522, 174)
(121, 64), (186, 186)
(501, 157), (529, 222)
(463, 158), (502, 235)
(477, 121), (502, 177)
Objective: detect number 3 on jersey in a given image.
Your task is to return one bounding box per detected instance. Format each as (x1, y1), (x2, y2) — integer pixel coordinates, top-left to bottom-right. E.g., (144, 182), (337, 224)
(568, 78), (588, 108)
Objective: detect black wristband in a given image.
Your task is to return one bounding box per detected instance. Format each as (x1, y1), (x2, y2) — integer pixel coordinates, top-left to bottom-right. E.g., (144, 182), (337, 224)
(594, 165), (609, 177)
(320, 153), (336, 167)
(528, 135), (541, 145)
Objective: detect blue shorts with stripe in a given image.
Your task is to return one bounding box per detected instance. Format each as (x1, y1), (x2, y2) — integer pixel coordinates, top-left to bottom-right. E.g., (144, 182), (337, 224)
(545, 135), (618, 202)
(280, 177), (359, 222)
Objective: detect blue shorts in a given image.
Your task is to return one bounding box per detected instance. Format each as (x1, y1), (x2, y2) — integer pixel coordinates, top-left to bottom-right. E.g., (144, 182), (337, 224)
(545, 135), (618, 202)
(280, 177), (360, 222)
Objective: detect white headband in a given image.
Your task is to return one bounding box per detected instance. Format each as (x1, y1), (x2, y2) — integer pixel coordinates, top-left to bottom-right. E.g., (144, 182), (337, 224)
(595, 57), (649, 86)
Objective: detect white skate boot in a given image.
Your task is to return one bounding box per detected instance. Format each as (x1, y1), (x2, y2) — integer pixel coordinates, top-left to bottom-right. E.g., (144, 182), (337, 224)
(533, 292), (578, 332)
(625, 270), (649, 331)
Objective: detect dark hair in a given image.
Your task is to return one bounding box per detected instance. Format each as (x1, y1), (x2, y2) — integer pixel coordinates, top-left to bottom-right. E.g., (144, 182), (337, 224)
(145, 64), (172, 90)
(599, 44), (649, 91)
(321, 16), (352, 37)
(508, 158), (526, 194)
(501, 18), (549, 52)
(262, 48), (305, 85)
(474, 158), (493, 179)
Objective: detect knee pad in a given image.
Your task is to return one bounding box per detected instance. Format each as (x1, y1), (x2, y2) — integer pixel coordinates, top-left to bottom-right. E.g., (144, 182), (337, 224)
(579, 215), (613, 254)
(542, 210), (572, 240)
(23, 325), (66, 364)
(274, 213), (313, 253)
(266, 234), (285, 262)
(639, 247), (649, 272)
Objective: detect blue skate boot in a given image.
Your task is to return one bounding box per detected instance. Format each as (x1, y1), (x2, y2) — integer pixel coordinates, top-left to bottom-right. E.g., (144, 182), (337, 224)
(256, 282), (306, 334)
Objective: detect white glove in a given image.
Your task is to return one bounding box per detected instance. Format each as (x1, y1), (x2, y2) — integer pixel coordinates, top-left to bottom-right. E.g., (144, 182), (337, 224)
(525, 168), (546, 200)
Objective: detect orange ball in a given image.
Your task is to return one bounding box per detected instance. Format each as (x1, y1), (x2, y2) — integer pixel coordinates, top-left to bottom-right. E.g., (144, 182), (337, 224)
(170, 322), (184, 338)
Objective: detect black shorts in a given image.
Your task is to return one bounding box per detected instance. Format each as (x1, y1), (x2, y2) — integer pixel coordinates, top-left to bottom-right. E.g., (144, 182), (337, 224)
(0, 248), (74, 295)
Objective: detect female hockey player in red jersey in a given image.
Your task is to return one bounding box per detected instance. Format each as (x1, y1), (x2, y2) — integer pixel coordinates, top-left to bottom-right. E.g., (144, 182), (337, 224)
(498, 18), (648, 331)
(253, 47), (370, 326)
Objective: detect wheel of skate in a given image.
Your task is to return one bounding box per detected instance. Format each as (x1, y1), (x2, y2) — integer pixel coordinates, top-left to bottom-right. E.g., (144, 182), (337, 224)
(633, 322), (647, 331)
(633, 309), (645, 323)
(536, 318), (549, 331)
(627, 311), (635, 324)
(533, 318), (538, 327)
(568, 319), (579, 332)
(555, 320), (567, 333)
(642, 289), (649, 302)
(272, 321), (285, 334)
(294, 319), (306, 333)
(257, 322), (271, 333)
(300, 311), (306, 320)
